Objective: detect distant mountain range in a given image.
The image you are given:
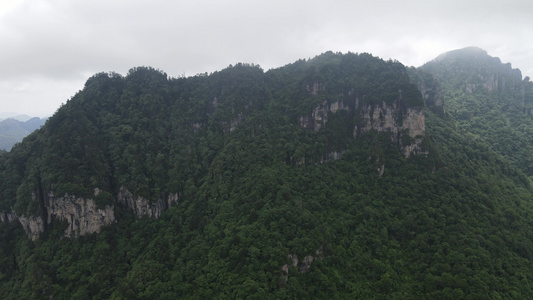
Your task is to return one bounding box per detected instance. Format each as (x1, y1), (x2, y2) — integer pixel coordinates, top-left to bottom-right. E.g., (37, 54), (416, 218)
(0, 113), (33, 122)
(0, 116), (47, 150)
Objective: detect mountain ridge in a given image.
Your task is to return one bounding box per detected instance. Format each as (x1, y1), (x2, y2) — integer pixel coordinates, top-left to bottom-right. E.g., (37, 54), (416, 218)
(0, 116), (47, 151)
(1, 52), (431, 239)
(1, 48), (533, 298)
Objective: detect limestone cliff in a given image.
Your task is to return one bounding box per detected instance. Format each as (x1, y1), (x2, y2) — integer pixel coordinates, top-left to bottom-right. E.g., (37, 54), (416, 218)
(18, 214), (45, 241)
(355, 99), (427, 158)
(117, 186), (178, 218)
(6, 190), (115, 240)
(46, 191), (115, 238)
(299, 85), (427, 158)
(1, 186), (178, 240)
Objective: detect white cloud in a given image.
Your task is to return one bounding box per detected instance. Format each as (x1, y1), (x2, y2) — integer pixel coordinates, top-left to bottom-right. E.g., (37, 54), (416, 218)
(0, 76), (84, 117)
(1, 0), (532, 116)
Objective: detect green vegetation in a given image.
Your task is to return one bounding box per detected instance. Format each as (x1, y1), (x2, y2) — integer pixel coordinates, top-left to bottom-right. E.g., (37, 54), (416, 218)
(421, 47), (533, 177)
(0, 50), (533, 298)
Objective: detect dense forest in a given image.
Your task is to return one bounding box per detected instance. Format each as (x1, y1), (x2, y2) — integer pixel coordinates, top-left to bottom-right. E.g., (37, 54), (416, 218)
(1, 48), (533, 299)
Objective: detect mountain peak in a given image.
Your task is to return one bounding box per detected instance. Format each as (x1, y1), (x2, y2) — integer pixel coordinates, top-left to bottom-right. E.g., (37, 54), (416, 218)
(0, 113), (33, 122)
(433, 46), (488, 62)
(420, 46), (527, 100)
(430, 47), (501, 64)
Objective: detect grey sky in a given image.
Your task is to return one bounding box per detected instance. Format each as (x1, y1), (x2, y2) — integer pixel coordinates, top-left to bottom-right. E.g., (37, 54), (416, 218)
(1, 0), (532, 117)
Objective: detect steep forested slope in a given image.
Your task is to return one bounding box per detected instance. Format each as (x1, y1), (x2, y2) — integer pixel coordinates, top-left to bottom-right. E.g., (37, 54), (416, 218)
(0, 50), (533, 299)
(421, 46), (533, 177)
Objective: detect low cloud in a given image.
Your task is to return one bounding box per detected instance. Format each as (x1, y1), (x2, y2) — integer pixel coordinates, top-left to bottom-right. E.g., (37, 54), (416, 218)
(1, 0), (532, 115)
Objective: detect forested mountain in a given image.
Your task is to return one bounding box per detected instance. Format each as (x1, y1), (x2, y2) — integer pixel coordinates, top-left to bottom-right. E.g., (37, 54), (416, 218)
(420, 46), (533, 177)
(0, 117), (47, 151)
(1, 49), (533, 299)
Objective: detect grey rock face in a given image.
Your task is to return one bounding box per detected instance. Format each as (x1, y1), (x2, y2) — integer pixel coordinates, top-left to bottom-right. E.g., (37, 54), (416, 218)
(1, 186), (178, 240)
(11, 191), (115, 240)
(300, 95), (427, 158)
(117, 186), (178, 219)
(46, 192), (115, 238)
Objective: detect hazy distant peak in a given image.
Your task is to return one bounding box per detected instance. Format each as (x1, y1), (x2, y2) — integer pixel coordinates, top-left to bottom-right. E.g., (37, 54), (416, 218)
(0, 117), (47, 151)
(12, 114), (32, 122)
(0, 113), (32, 122)
(434, 46), (490, 62)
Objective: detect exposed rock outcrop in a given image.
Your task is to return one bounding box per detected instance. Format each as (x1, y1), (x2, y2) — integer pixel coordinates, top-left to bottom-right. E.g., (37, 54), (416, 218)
(0, 210), (17, 223)
(46, 192), (115, 238)
(355, 101), (427, 158)
(1, 191), (115, 240)
(18, 215), (45, 241)
(1, 186), (179, 240)
(281, 247), (324, 282)
(220, 113), (245, 133)
(319, 150), (345, 164)
(299, 100), (349, 132)
(117, 186), (178, 219)
(463, 67), (522, 95)
(306, 81), (323, 96)
(299, 87), (427, 158)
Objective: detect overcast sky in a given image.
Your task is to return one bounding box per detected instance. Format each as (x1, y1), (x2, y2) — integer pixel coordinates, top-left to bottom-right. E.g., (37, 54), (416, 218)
(1, 0), (532, 117)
